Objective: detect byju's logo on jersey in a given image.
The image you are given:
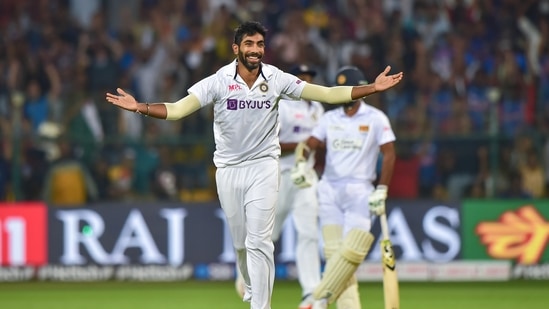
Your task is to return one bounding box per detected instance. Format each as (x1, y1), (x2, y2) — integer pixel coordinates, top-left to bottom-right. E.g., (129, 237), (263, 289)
(227, 99), (272, 110)
(227, 99), (238, 110)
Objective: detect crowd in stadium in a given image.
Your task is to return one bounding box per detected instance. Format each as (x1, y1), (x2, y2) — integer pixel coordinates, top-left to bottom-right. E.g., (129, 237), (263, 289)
(0, 0), (548, 205)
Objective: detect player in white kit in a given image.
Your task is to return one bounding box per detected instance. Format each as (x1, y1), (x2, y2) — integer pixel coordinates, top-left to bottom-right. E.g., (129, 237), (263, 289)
(293, 66), (396, 309)
(235, 64), (323, 309)
(106, 21), (403, 309)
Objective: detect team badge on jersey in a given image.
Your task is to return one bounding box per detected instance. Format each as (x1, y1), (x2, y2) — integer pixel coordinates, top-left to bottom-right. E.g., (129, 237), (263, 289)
(359, 125), (369, 132)
(259, 83), (269, 93)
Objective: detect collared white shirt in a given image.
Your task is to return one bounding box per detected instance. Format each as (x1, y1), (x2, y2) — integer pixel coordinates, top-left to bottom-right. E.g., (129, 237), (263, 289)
(188, 60), (307, 167)
(311, 102), (396, 182)
(278, 98), (324, 172)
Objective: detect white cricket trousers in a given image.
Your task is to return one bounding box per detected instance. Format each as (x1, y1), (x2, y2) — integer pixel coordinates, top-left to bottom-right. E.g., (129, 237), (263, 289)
(316, 179), (374, 233)
(216, 157), (279, 309)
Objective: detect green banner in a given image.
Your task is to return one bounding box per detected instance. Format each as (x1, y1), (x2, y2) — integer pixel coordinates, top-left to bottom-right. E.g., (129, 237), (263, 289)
(462, 199), (549, 264)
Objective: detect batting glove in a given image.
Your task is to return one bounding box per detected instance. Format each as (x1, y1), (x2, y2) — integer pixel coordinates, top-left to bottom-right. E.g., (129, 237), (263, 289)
(368, 185), (388, 216)
(291, 161), (313, 189)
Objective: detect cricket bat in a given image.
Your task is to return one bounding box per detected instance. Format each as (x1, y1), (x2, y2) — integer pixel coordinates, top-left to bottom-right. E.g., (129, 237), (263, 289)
(380, 213), (399, 309)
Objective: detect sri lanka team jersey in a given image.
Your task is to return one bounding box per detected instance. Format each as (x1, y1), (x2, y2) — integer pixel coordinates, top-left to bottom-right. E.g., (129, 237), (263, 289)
(311, 102), (396, 182)
(188, 60), (306, 167)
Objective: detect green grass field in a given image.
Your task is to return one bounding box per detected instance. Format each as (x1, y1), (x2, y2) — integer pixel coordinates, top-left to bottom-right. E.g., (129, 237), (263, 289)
(0, 280), (547, 309)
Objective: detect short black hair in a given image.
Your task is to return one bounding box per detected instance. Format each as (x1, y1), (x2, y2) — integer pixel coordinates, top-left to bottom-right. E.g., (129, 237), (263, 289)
(233, 21), (267, 45)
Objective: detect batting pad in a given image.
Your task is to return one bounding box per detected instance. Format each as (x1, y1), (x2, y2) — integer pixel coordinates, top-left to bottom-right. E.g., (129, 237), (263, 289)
(322, 225), (343, 259)
(337, 279), (360, 309)
(313, 229), (374, 304)
(322, 225), (361, 308)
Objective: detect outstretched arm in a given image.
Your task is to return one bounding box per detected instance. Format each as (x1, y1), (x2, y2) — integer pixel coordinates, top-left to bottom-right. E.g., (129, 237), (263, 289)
(106, 88), (201, 120)
(301, 66), (403, 104)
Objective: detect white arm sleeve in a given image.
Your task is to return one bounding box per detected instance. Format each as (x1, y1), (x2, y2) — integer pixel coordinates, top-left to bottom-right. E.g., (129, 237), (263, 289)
(164, 93), (201, 120)
(300, 83), (353, 104)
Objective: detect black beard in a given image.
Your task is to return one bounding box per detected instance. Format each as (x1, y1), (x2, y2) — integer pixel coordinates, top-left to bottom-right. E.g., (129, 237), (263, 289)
(238, 51), (261, 71)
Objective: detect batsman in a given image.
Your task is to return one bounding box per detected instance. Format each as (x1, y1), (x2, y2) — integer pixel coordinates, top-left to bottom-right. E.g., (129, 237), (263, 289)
(292, 66), (397, 309)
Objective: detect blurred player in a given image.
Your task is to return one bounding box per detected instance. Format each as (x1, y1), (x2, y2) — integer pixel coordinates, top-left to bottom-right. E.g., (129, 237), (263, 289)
(293, 66), (396, 309)
(106, 21), (403, 309)
(278, 64), (325, 308)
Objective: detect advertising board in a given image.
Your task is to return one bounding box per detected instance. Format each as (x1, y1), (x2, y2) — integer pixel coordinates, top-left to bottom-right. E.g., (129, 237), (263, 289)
(462, 200), (549, 279)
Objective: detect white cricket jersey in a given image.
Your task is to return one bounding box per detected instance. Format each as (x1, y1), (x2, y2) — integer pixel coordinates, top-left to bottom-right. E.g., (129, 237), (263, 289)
(278, 99), (324, 171)
(311, 102), (396, 182)
(188, 60), (307, 167)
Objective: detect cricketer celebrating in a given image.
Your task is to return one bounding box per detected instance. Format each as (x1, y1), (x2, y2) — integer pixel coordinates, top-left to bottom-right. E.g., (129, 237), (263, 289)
(106, 21), (403, 309)
(236, 64), (324, 309)
(293, 66), (397, 309)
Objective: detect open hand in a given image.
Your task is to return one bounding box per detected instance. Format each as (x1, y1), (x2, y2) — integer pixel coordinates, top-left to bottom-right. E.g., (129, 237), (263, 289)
(106, 88), (138, 112)
(373, 66), (404, 92)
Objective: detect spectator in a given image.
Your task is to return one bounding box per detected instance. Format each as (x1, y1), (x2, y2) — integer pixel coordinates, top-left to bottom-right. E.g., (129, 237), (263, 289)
(107, 147), (137, 201)
(466, 180), (487, 198)
(498, 170), (532, 199)
(519, 149), (545, 198)
(89, 158), (113, 202)
(269, 10), (310, 71)
(70, 0), (102, 30)
(64, 69), (105, 165)
(20, 146), (49, 201)
(22, 62), (61, 136)
(41, 139), (98, 206)
(151, 146), (179, 201)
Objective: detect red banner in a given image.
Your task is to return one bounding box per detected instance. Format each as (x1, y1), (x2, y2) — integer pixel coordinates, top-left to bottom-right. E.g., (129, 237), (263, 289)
(0, 203), (47, 266)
